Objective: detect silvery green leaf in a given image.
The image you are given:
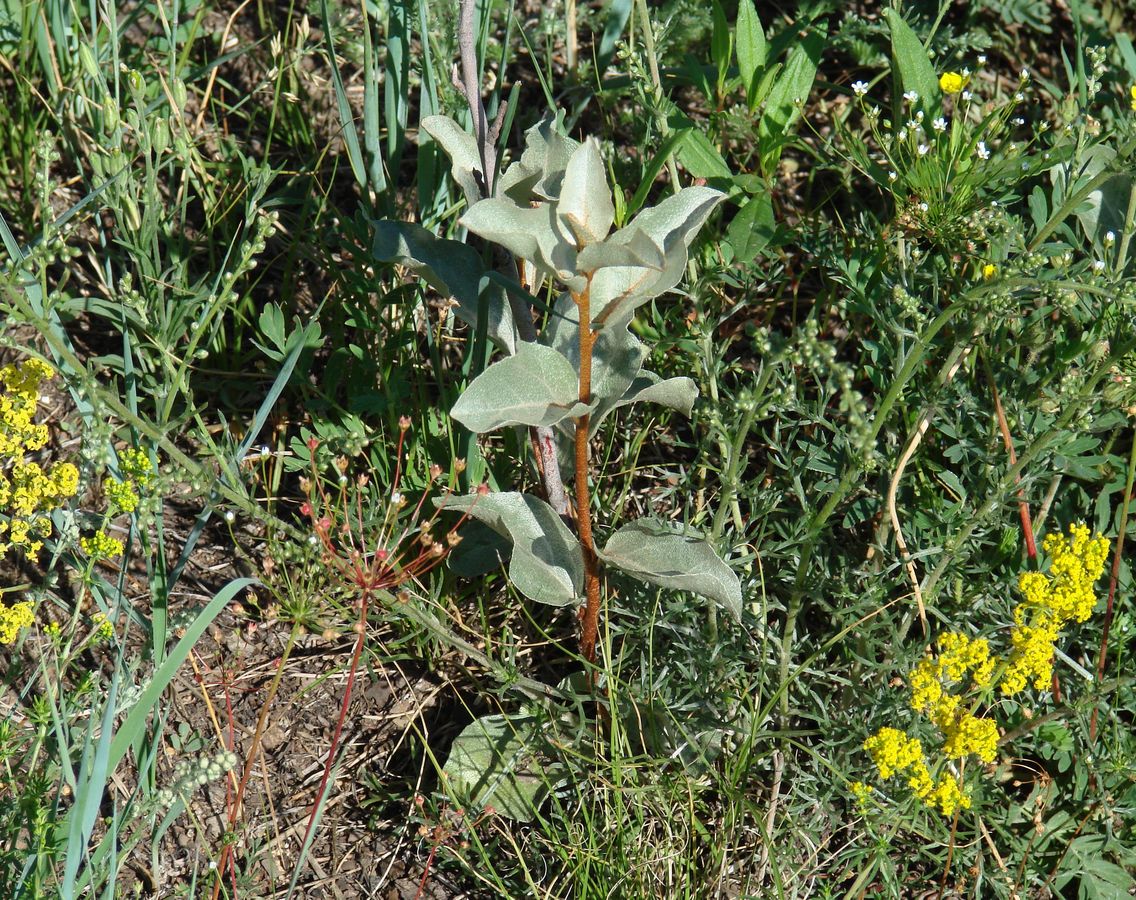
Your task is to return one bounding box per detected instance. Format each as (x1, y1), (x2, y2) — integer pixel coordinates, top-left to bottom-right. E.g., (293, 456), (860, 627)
(437, 492), (584, 606)
(575, 228), (665, 274)
(460, 197), (550, 264)
(557, 138), (614, 246)
(443, 714), (566, 821)
(591, 186), (725, 328)
(598, 519), (742, 621)
(450, 342), (590, 433)
(609, 371), (698, 421)
(497, 115), (578, 203)
(372, 220), (516, 354)
(421, 114), (484, 205)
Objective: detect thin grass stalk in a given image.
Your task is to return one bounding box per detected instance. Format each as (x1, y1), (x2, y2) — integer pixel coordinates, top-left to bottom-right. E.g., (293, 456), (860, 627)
(1089, 428), (1136, 742)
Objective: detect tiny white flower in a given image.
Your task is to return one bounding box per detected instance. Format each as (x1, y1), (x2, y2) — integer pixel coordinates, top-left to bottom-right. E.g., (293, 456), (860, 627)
(1020, 67), (1029, 80)
(932, 117), (947, 132)
(976, 141), (990, 160)
(977, 54), (987, 65)
(991, 200), (1000, 208)
(868, 105), (881, 119)
(903, 90), (919, 103)
(851, 80), (869, 96)
(919, 202), (929, 213)
(897, 128), (908, 140)
(224, 510), (236, 524)
(390, 491), (404, 505)
(1105, 230), (1116, 246)
(1014, 91), (1025, 101)
(906, 119), (919, 130)
(916, 110), (925, 122)
(918, 143), (930, 156)
(1012, 117), (1025, 125)
(888, 170), (898, 182)
(1092, 259), (1106, 272)
(961, 90), (972, 101)
(961, 67), (971, 77)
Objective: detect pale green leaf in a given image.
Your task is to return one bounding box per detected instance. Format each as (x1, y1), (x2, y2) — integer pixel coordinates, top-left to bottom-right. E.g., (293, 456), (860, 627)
(443, 714), (565, 821)
(372, 220), (517, 354)
(451, 342), (590, 433)
(557, 138), (615, 246)
(591, 186), (725, 327)
(437, 492), (584, 606)
(421, 114), (484, 205)
(599, 520), (741, 620)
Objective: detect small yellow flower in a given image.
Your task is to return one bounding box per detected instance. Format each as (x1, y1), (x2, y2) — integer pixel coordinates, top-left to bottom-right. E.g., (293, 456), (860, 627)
(982, 263), (998, 281)
(81, 530), (124, 560)
(939, 72), (968, 95)
(0, 600), (35, 644)
(928, 774), (971, 817)
(105, 478), (140, 514)
(92, 612), (114, 641)
(1130, 85), (1136, 111)
(850, 781), (873, 810)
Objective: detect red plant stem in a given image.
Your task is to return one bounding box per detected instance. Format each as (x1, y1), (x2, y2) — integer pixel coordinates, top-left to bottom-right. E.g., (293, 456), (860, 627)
(1089, 431), (1136, 742)
(299, 588), (371, 850)
(210, 640), (297, 900)
(574, 280), (602, 665)
(985, 359), (1037, 559)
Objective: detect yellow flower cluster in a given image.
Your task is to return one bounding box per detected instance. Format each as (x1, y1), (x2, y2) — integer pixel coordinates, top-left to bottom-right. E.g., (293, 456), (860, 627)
(863, 727), (971, 817)
(103, 448), (155, 514)
(0, 599), (34, 644)
(862, 522), (1109, 818)
(0, 359), (79, 555)
(908, 632), (999, 761)
(939, 71), (968, 95)
(1002, 524), (1109, 694)
(81, 529), (124, 560)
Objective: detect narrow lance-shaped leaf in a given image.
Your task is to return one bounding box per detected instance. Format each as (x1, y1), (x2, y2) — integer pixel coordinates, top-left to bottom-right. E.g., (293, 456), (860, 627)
(437, 492), (584, 607)
(598, 520), (742, 621)
(450, 342), (591, 433)
(884, 9), (941, 117)
(757, 29), (823, 176)
(735, 0), (767, 98)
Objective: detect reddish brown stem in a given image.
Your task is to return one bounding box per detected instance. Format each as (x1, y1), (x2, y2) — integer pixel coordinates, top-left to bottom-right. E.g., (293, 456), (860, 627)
(985, 358), (1037, 559)
(1089, 431), (1136, 742)
(574, 281), (602, 665)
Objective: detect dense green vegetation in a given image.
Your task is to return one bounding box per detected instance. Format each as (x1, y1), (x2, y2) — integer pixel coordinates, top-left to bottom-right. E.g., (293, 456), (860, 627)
(2, 0), (1136, 896)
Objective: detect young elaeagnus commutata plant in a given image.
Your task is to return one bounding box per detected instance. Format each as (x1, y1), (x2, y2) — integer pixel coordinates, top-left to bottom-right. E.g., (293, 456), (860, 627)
(376, 116), (741, 670)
